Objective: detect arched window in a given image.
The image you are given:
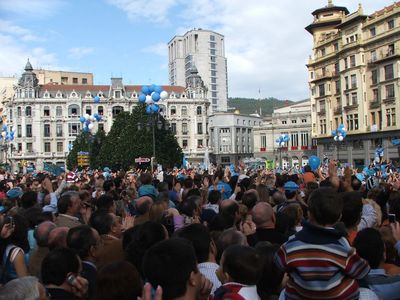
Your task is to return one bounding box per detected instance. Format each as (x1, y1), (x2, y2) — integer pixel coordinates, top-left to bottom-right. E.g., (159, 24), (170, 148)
(25, 106), (32, 117)
(181, 106), (187, 116)
(98, 106), (104, 115)
(56, 106), (62, 117)
(43, 106), (50, 117)
(17, 107), (21, 117)
(112, 106), (124, 118)
(196, 106), (202, 115)
(68, 104), (80, 117)
(170, 106), (176, 115)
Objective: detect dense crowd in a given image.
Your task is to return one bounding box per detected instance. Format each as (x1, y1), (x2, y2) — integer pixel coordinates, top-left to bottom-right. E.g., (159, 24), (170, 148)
(0, 161), (399, 299)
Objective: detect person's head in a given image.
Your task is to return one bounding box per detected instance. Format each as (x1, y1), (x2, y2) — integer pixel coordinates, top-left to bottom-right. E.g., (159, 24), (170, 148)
(252, 202), (275, 228)
(135, 196), (153, 215)
(341, 192), (363, 229)
(103, 179), (115, 192)
(67, 225), (100, 261)
(20, 191), (37, 209)
(216, 228), (247, 263)
(178, 196), (199, 218)
(283, 181), (299, 200)
(140, 173), (152, 185)
(94, 261), (142, 300)
(304, 165), (312, 173)
(89, 211), (121, 238)
(95, 194), (116, 213)
(241, 189), (259, 211)
(183, 177), (193, 190)
(217, 245), (263, 285)
(350, 175), (362, 191)
(256, 184), (270, 203)
(208, 190), (221, 205)
(353, 228), (384, 269)
(57, 191), (80, 216)
(34, 221), (56, 247)
(41, 248), (81, 288)
(308, 188), (343, 226)
(122, 225), (141, 250)
(143, 238), (201, 300)
(0, 276), (47, 300)
(149, 201), (168, 223)
(47, 227), (69, 250)
(175, 223), (214, 264)
(125, 221), (167, 278)
(281, 203), (302, 229)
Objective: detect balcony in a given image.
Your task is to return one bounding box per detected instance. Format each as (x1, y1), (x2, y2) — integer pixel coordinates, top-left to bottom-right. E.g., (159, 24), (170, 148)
(344, 104), (358, 111)
(333, 107), (342, 115)
(310, 71), (335, 83)
(369, 100), (380, 109)
(368, 49), (400, 65)
(383, 97), (395, 104)
(317, 109), (326, 116)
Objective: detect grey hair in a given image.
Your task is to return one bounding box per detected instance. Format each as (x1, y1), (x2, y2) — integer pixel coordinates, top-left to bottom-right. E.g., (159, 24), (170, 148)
(0, 276), (40, 300)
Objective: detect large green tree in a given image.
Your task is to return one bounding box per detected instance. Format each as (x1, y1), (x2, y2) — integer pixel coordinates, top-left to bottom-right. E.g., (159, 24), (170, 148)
(66, 131), (91, 170)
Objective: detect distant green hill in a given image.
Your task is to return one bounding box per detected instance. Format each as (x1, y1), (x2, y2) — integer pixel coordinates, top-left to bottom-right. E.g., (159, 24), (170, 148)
(228, 97), (294, 116)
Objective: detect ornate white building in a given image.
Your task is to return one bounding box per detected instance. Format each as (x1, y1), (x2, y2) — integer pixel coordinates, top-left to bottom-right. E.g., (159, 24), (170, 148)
(5, 61), (210, 170)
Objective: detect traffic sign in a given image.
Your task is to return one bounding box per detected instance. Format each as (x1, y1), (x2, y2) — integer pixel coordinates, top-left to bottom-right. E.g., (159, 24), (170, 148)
(135, 157), (151, 164)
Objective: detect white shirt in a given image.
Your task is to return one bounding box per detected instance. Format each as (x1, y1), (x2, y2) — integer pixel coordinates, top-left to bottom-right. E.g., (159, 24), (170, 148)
(198, 262), (221, 295)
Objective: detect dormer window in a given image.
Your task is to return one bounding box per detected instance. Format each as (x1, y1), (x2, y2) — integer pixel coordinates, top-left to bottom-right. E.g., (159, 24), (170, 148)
(56, 91), (63, 98)
(70, 91), (78, 98)
(86, 91), (92, 98)
(114, 91), (121, 98)
(43, 91), (50, 98)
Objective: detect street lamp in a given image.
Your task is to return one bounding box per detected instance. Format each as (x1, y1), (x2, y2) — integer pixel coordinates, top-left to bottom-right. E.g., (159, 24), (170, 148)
(331, 124), (347, 163)
(137, 114), (165, 172)
(275, 134), (289, 169)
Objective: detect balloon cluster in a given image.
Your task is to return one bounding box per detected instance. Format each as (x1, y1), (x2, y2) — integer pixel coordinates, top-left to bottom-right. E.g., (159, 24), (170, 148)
(138, 84), (168, 114)
(79, 113), (102, 132)
(332, 124), (347, 141)
(0, 124), (15, 141)
(308, 155), (321, 171)
(275, 134), (289, 147)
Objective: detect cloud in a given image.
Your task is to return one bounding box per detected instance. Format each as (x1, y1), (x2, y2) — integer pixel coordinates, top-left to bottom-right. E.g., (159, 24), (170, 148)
(0, 0), (65, 18)
(0, 19), (43, 42)
(68, 47), (94, 59)
(106, 0), (178, 23)
(141, 43), (167, 57)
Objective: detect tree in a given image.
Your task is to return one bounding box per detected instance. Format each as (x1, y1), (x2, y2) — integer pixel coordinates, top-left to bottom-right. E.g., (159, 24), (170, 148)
(90, 129), (106, 169)
(66, 131), (91, 170)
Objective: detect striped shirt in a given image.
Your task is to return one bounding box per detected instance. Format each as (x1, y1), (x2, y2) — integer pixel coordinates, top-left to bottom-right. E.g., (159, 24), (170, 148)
(274, 221), (370, 300)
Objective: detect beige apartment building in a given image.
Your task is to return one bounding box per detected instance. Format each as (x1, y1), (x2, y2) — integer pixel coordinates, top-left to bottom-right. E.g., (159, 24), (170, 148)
(33, 68), (93, 85)
(307, 1), (400, 167)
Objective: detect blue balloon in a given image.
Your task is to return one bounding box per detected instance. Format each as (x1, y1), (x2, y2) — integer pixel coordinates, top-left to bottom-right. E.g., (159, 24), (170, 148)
(80, 116), (86, 123)
(2, 125), (7, 131)
(309, 155), (321, 171)
(68, 144), (73, 151)
(149, 85), (155, 94)
(154, 85), (162, 94)
(85, 120), (91, 126)
(339, 124), (345, 129)
(83, 127), (89, 132)
(138, 94), (146, 103)
(151, 104), (159, 113)
(142, 86), (150, 95)
(151, 92), (160, 102)
(146, 105), (152, 114)
(331, 130), (337, 136)
(94, 96), (100, 103)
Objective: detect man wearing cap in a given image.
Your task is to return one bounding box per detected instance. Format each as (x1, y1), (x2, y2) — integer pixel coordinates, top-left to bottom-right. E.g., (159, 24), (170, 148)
(277, 181), (308, 218)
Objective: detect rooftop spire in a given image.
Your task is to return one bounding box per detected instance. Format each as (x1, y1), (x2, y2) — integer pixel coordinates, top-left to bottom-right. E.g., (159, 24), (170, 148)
(327, 0), (333, 7)
(24, 59), (33, 71)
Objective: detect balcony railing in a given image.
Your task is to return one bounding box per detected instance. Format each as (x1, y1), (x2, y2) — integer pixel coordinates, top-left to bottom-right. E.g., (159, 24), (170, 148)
(317, 109), (326, 116)
(368, 48), (400, 65)
(344, 104), (359, 111)
(369, 100), (380, 109)
(383, 97), (395, 104)
(333, 107), (342, 115)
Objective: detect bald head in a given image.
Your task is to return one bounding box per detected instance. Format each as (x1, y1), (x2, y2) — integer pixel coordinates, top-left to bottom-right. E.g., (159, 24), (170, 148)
(252, 202), (275, 228)
(34, 221), (56, 247)
(220, 199), (237, 210)
(48, 227), (69, 250)
(135, 196), (153, 215)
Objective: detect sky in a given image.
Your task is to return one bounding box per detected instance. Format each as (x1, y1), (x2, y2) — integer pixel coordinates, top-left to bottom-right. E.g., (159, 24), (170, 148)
(0, 0), (392, 101)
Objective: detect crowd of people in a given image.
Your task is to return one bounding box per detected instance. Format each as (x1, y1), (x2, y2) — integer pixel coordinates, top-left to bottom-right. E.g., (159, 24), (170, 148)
(0, 160), (399, 299)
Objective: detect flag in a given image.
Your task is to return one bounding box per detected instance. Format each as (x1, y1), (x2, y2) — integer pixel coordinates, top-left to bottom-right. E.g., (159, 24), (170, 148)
(43, 162), (64, 176)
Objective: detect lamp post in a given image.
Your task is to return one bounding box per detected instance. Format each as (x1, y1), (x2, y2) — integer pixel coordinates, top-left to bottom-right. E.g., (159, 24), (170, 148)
(275, 134), (289, 169)
(332, 125), (346, 163)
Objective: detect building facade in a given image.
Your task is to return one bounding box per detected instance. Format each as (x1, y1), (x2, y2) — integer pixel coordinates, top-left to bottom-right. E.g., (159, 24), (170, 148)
(254, 101), (316, 168)
(6, 61), (209, 171)
(168, 28), (228, 112)
(33, 69), (93, 85)
(307, 1), (400, 167)
(209, 111), (261, 166)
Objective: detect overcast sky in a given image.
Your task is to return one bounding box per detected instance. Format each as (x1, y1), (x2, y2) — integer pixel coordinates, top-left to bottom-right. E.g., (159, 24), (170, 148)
(0, 0), (392, 100)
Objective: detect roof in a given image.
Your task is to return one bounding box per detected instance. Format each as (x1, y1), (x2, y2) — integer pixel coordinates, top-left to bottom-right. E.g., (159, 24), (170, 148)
(370, 2), (400, 18)
(305, 20), (342, 34)
(311, 5), (349, 16)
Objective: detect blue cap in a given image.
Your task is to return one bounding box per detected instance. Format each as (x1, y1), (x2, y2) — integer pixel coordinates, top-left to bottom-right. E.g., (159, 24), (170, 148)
(284, 181), (299, 192)
(6, 187), (23, 199)
(103, 167), (111, 172)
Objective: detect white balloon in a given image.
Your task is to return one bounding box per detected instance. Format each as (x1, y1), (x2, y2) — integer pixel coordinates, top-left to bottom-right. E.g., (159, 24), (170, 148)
(334, 136), (338, 141)
(84, 114), (90, 120)
(280, 142), (285, 147)
(1, 132), (5, 137)
(90, 115), (95, 121)
(12, 126), (16, 132)
(145, 95), (154, 105)
(160, 91), (168, 100)
(88, 123), (94, 130)
(338, 136), (344, 141)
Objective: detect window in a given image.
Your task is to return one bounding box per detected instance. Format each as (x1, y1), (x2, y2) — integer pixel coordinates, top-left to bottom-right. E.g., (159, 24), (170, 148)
(169, 123), (176, 134)
(209, 42), (216, 48)
(384, 64), (394, 80)
(291, 133), (299, 147)
(386, 84), (395, 98)
(17, 125), (21, 138)
(210, 63), (216, 70)
(291, 120), (297, 124)
(334, 62), (340, 75)
(388, 19), (395, 30)
(335, 80), (340, 94)
(61, 77), (68, 84)
(26, 143), (32, 152)
(370, 27), (376, 37)
(346, 114), (359, 131)
(44, 142), (51, 153)
(196, 106), (202, 115)
(112, 106), (123, 118)
(210, 49), (216, 55)
(351, 93), (358, 105)
(54, 106), (62, 117)
(25, 106), (32, 117)
(17, 143), (22, 152)
(388, 44), (395, 56)
(68, 123), (80, 136)
(211, 70), (216, 77)
(320, 119), (327, 134)
(302, 119), (307, 123)
(371, 69), (378, 85)
(282, 120), (287, 124)
(17, 107), (21, 117)
(197, 139), (203, 148)
(72, 78), (78, 84)
(82, 78), (88, 84)
(85, 106), (92, 115)
(334, 43), (339, 51)
(351, 74), (357, 88)
(56, 124), (63, 137)
(182, 123), (188, 135)
(211, 84), (217, 91)
(318, 84), (325, 96)
(372, 89), (379, 102)
(210, 56), (216, 62)
(181, 106), (187, 116)
(212, 92), (217, 98)
(345, 76), (349, 89)
(26, 125), (32, 137)
(371, 50), (377, 62)
(386, 108), (396, 126)
(261, 135), (267, 148)
(98, 106), (104, 115)
(211, 77), (216, 84)
(182, 140), (188, 148)
(43, 106), (50, 116)
(197, 123), (203, 134)
(68, 105), (79, 116)
(321, 48), (325, 56)
(301, 132), (309, 147)
(57, 142), (63, 152)
(210, 35), (215, 41)
(344, 57), (348, 69)
(44, 124), (50, 137)
(114, 91), (121, 98)
(170, 106), (176, 115)
(350, 55), (356, 67)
